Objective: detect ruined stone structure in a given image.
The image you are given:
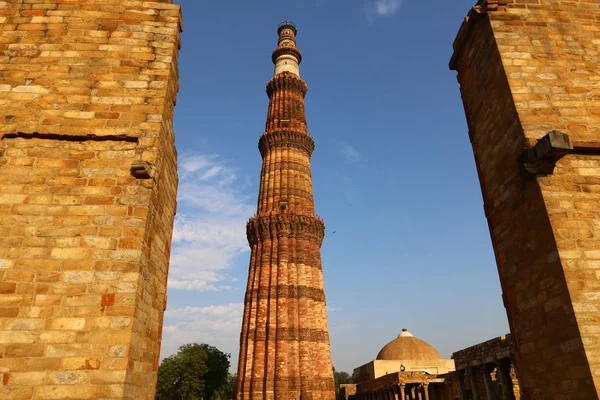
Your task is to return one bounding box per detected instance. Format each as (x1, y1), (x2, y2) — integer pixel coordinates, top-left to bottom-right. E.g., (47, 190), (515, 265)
(344, 331), (522, 400)
(452, 335), (520, 400)
(450, 0), (600, 398)
(0, 1), (182, 398)
(235, 22), (336, 400)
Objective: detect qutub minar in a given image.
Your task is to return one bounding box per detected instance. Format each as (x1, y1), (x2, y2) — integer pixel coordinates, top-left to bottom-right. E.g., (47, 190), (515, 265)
(235, 22), (336, 400)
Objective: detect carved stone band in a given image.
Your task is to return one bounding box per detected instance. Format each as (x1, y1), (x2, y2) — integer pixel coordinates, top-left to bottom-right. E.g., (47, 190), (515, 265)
(245, 285), (326, 303)
(247, 213), (325, 245)
(266, 73), (308, 97)
(247, 327), (329, 343)
(259, 130), (315, 157)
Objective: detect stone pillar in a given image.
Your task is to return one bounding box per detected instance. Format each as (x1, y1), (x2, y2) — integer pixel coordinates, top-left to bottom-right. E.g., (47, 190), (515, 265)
(0, 1), (182, 399)
(450, 1), (600, 398)
(411, 386), (417, 400)
(424, 383), (430, 400)
(418, 386), (423, 400)
(388, 387), (395, 400)
(458, 371), (468, 400)
(481, 365), (498, 400)
(509, 362), (520, 400)
(469, 367), (480, 400)
(400, 383), (406, 400)
(496, 360), (516, 400)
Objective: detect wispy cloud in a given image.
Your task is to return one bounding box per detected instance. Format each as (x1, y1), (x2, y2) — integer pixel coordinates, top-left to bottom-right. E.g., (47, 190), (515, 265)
(162, 303), (244, 361)
(339, 142), (362, 163)
(365, 0), (403, 23)
(328, 306), (343, 313)
(168, 154), (253, 291)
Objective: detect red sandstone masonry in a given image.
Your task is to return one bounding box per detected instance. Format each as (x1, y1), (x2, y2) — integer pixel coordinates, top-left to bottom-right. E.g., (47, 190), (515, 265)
(0, 1), (181, 399)
(236, 25), (335, 400)
(451, 0), (600, 398)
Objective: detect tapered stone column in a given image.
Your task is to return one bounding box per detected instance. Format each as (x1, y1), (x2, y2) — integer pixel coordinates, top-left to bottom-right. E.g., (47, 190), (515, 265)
(235, 21), (336, 400)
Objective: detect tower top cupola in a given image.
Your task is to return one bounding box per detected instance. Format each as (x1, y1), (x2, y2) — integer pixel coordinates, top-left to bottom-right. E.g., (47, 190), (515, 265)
(272, 20), (302, 77)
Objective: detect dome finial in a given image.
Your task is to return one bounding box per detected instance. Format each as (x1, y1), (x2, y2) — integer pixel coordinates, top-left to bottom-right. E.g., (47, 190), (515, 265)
(399, 329), (412, 337)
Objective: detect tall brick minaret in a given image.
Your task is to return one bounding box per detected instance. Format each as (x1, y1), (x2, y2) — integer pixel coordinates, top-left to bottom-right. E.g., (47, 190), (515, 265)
(235, 22), (336, 400)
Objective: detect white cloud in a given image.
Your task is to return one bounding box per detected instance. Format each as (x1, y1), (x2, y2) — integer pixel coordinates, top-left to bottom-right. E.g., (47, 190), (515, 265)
(161, 303), (244, 361)
(328, 306), (343, 312)
(365, 0), (403, 22)
(168, 154), (253, 291)
(339, 142), (361, 163)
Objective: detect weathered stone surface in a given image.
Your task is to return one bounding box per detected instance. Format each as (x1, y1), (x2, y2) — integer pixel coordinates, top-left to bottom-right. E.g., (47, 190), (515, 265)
(236, 23), (335, 400)
(450, 1), (600, 398)
(0, 0), (181, 398)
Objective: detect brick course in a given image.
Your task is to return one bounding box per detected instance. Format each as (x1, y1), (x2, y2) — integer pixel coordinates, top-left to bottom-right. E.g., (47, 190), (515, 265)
(0, 1), (181, 399)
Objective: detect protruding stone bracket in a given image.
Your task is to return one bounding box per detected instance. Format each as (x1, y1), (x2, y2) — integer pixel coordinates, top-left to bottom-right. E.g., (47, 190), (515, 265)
(474, 0), (508, 13)
(520, 130), (573, 177)
(130, 161), (156, 179)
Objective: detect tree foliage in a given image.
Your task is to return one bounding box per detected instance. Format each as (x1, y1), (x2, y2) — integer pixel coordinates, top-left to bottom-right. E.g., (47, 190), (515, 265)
(333, 369), (354, 394)
(215, 373), (237, 400)
(156, 343), (231, 400)
(202, 344), (231, 398)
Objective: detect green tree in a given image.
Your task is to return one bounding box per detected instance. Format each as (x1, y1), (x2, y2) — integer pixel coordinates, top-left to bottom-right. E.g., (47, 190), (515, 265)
(156, 344), (208, 400)
(200, 344), (231, 399)
(215, 373), (237, 400)
(333, 369), (354, 394)
(156, 343), (231, 400)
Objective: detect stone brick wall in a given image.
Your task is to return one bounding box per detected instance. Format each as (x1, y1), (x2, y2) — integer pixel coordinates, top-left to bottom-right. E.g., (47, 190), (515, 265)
(450, 0), (600, 398)
(451, 335), (518, 400)
(453, 335), (513, 370)
(0, 1), (181, 398)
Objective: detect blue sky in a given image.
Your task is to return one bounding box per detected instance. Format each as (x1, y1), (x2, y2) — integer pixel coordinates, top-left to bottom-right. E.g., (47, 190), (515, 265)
(161, 0), (510, 373)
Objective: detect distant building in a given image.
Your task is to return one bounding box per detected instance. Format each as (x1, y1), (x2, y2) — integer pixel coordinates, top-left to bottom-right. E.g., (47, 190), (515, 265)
(342, 331), (520, 400)
(349, 329), (455, 400)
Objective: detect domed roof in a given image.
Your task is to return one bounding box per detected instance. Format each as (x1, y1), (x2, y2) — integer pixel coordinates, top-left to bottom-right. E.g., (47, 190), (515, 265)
(376, 329), (441, 361)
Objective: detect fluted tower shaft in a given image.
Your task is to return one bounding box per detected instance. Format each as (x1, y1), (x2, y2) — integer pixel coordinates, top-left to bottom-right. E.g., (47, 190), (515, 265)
(235, 22), (336, 400)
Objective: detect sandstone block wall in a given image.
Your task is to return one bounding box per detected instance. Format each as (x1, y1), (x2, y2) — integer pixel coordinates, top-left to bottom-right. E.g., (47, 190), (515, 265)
(0, 1), (181, 398)
(450, 0), (600, 398)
